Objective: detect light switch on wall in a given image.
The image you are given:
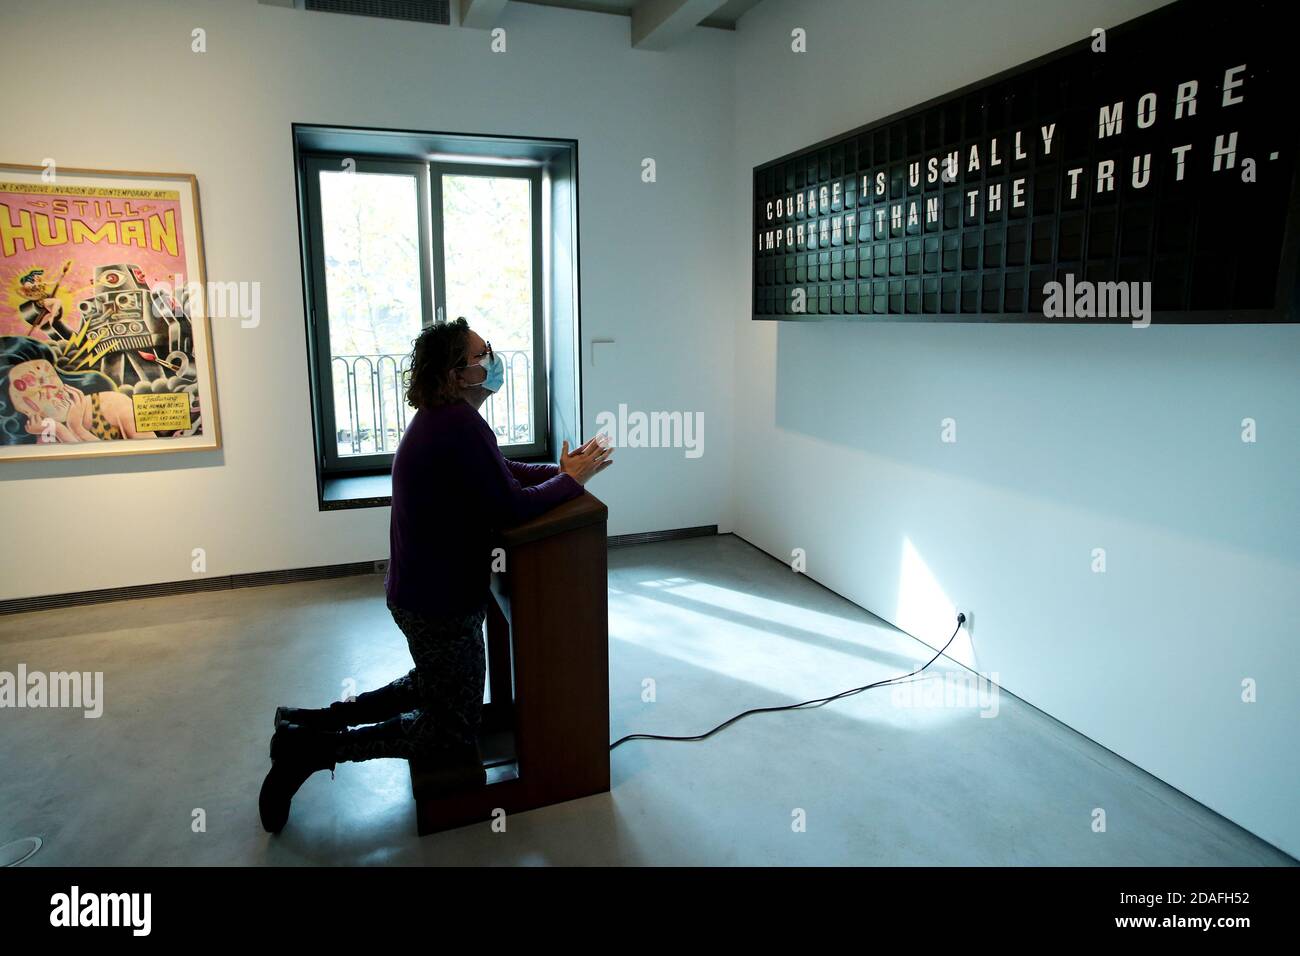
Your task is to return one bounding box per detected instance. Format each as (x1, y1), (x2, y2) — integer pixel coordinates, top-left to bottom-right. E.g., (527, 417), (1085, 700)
(591, 338), (615, 366)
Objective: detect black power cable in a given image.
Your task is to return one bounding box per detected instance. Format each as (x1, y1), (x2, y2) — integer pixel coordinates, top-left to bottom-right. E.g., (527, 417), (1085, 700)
(609, 613), (966, 751)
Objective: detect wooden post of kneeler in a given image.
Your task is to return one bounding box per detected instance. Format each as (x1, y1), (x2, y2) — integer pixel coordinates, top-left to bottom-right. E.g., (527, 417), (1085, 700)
(409, 490), (610, 835)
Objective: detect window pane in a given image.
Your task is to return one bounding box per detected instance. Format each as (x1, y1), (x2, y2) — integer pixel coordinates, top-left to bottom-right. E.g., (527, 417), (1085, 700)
(318, 169), (422, 458)
(442, 174), (535, 446)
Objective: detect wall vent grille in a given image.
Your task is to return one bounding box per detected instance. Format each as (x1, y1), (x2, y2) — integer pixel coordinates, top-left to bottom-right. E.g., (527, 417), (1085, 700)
(304, 0), (451, 25)
(608, 525), (718, 549)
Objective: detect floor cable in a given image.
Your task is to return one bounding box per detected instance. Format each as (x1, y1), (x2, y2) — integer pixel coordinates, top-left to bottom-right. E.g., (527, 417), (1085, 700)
(609, 613), (965, 750)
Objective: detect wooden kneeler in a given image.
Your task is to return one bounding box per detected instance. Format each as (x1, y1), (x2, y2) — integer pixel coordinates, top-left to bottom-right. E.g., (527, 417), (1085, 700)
(409, 491), (610, 835)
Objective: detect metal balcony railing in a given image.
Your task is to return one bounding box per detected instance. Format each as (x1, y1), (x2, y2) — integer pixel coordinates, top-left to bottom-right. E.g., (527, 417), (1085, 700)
(330, 350), (533, 457)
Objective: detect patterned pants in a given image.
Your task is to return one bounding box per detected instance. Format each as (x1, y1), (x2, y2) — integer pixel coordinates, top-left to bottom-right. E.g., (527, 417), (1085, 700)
(332, 602), (488, 763)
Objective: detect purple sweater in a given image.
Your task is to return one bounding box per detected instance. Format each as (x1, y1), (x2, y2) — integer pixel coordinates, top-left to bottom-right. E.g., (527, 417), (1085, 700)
(385, 402), (584, 616)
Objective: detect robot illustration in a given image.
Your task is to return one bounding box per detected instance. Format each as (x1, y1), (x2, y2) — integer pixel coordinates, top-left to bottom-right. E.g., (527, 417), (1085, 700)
(63, 263), (195, 387)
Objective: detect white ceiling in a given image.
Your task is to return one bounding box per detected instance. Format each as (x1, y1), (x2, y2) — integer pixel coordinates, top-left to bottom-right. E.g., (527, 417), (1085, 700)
(260, 0), (768, 49)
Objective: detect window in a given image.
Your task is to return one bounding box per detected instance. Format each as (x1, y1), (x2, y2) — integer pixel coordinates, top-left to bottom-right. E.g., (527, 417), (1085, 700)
(306, 157), (432, 472)
(301, 145), (550, 480)
(436, 166), (544, 451)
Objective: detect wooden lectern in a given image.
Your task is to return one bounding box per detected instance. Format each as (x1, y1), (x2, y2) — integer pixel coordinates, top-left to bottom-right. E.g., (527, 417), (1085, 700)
(409, 490), (610, 835)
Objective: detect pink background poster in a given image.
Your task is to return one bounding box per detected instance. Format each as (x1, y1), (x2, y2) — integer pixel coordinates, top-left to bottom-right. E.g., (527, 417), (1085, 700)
(0, 172), (218, 458)
(1, 182), (189, 342)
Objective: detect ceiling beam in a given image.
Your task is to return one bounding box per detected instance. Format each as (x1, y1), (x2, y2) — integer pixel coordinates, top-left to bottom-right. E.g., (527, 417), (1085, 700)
(631, 0), (729, 50)
(460, 0), (509, 29)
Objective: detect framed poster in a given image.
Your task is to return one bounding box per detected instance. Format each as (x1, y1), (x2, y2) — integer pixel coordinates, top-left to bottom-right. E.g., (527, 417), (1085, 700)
(752, 0), (1300, 323)
(0, 165), (220, 460)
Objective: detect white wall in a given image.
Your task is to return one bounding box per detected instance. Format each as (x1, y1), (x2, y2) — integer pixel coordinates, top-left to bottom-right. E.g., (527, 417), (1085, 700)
(731, 0), (1300, 857)
(5, 0), (1295, 860)
(0, 0), (736, 599)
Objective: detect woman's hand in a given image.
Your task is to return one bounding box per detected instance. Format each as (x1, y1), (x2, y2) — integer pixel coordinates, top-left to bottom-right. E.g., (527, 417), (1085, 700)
(559, 438), (613, 485)
(24, 410), (54, 443)
(24, 408), (78, 444)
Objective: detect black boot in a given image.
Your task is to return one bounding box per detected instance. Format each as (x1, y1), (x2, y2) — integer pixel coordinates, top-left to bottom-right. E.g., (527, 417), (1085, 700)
(273, 703), (350, 732)
(274, 680), (416, 732)
(258, 723), (338, 834)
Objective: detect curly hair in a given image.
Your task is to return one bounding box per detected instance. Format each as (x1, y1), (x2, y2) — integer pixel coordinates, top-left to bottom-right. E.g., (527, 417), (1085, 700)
(404, 317), (471, 409)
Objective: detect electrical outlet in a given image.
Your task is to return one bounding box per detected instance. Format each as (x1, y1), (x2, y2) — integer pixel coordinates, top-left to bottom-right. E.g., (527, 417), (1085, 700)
(373, 559), (389, 574)
(957, 609), (972, 635)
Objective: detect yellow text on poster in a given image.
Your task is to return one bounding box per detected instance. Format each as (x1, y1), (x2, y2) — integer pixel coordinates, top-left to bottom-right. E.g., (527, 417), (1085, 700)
(132, 393), (191, 432)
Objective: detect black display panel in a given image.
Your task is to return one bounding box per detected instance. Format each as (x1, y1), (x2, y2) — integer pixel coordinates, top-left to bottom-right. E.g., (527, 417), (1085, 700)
(751, 0), (1300, 323)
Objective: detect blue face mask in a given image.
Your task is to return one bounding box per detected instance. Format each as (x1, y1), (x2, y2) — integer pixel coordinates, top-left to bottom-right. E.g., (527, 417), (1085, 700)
(467, 351), (505, 393)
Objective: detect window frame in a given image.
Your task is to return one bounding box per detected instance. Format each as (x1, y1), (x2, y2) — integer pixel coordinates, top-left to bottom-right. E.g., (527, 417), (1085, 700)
(303, 154), (434, 473)
(431, 161), (549, 458)
(302, 152), (549, 476)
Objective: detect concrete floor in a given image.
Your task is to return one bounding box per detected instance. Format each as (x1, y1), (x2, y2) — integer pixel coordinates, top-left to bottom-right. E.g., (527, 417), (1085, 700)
(0, 534), (1292, 866)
